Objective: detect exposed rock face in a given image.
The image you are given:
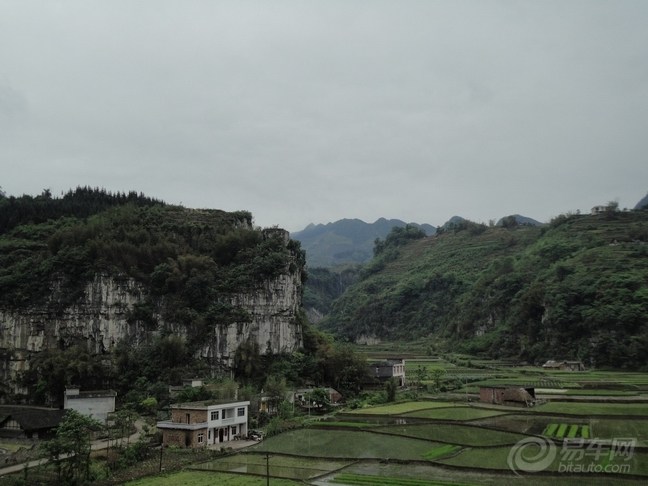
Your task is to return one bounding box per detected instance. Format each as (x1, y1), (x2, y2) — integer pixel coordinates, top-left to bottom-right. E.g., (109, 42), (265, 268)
(0, 275), (149, 355)
(0, 248), (303, 392)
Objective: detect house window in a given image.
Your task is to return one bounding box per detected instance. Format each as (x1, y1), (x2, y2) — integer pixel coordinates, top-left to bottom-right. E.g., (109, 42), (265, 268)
(237, 407), (245, 417)
(211, 411), (219, 420)
(231, 426), (237, 435)
(197, 433), (204, 444)
(186, 413), (191, 424)
(4, 419), (20, 430)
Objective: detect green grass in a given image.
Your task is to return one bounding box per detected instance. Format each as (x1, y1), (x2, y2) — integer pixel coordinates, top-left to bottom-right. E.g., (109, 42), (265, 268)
(543, 423), (558, 436)
(126, 470), (300, 485)
(312, 421), (378, 428)
(543, 423), (590, 439)
(440, 445), (648, 477)
(251, 429), (443, 461)
(192, 453), (351, 480)
(556, 423), (568, 438)
(373, 423), (527, 446)
(0, 442), (25, 453)
(348, 401), (454, 415)
(197, 453), (349, 469)
(438, 445), (511, 469)
(343, 460), (648, 486)
(536, 402), (648, 416)
(562, 389), (639, 396)
(566, 424), (579, 438)
(422, 444), (462, 460)
(589, 418), (648, 445)
(332, 472), (471, 486)
(404, 406), (508, 421)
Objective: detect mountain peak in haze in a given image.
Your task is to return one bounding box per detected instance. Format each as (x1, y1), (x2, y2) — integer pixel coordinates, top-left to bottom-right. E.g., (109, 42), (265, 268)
(635, 193), (648, 210)
(292, 218), (436, 267)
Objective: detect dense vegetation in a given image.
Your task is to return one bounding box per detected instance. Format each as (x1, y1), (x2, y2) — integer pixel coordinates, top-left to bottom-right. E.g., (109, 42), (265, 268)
(322, 209), (648, 369)
(0, 188), (374, 407)
(303, 266), (361, 318)
(0, 187), (302, 309)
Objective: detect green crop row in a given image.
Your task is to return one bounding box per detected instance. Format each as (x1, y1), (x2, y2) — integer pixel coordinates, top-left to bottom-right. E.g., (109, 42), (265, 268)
(543, 423), (590, 439)
(423, 444), (462, 460)
(332, 473), (471, 486)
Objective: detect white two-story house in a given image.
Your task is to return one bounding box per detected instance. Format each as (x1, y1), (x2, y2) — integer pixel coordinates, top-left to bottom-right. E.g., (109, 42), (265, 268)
(157, 399), (250, 448)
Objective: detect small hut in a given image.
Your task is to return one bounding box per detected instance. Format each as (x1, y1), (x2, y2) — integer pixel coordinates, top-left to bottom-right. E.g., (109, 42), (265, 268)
(542, 360), (585, 371)
(479, 386), (536, 407)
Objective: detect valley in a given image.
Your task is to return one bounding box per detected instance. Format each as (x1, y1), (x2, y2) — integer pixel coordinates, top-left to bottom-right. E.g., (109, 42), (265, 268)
(121, 348), (648, 485)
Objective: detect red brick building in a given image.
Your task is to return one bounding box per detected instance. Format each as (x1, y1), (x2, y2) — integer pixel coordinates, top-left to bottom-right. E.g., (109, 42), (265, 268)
(157, 399), (250, 448)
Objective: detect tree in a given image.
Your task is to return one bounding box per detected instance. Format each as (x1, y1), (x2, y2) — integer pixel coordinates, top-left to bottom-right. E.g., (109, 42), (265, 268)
(305, 388), (331, 412)
(233, 339), (263, 385)
(263, 375), (287, 413)
(112, 408), (138, 447)
(319, 344), (369, 397)
(606, 200), (619, 212)
(22, 346), (109, 406)
(501, 215), (518, 229)
(374, 225), (426, 256)
(384, 378), (398, 402)
(139, 396), (158, 415)
(41, 410), (103, 483)
(413, 365), (428, 388)
(430, 368), (446, 391)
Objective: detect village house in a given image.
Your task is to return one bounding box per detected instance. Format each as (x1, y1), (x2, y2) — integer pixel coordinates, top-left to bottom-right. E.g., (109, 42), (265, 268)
(479, 386), (536, 407)
(367, 358), (406, 386)
(295, 388), (343, 408)
(258, 390), (294, 415)
(0, 406), (66, 439)
(542, 360), (586, 371)
(64, 387), (116, 424)
(157, 399), (250, 448)
(168, 378), (204, 398)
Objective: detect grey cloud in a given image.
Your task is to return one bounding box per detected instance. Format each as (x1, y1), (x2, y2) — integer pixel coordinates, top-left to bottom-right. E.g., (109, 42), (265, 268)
(1, 1), (647, 230)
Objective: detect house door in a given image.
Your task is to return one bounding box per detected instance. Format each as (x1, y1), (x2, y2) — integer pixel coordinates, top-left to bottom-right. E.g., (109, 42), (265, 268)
(218, 428), (224, 442)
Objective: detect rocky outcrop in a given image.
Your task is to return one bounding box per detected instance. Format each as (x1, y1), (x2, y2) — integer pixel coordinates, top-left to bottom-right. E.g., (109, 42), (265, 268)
(201, 272), (303, 362)
(0, 239), (303, 392)
(0, 276), (150, 355)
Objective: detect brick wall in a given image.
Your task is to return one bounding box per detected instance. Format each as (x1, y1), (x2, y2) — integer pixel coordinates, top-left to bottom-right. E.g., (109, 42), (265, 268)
(163, 429), (187, 447)
(171, 408), (208, 424)
(162, 428), (207, 448)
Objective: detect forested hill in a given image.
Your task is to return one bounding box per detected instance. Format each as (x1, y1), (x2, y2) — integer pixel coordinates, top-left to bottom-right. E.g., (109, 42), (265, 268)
(321, 209), (648, 369)
(0, 187), (304, 315)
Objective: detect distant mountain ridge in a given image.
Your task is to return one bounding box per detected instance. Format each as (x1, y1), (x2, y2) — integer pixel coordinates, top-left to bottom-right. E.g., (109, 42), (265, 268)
(292, 218), (436, 268)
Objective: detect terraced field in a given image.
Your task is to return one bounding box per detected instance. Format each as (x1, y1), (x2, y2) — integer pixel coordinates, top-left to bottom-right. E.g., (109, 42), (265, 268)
(142, 360), (648, 485)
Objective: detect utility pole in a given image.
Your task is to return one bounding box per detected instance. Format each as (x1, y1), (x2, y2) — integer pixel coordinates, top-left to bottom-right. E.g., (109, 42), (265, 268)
(266, 452), (270, 486)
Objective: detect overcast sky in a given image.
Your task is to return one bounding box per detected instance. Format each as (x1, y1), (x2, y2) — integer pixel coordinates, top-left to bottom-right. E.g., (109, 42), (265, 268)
(1, 1), (647, 231)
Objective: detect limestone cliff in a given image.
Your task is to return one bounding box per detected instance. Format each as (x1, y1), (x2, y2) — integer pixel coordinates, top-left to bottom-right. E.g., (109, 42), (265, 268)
(0, 229), (304, 394)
